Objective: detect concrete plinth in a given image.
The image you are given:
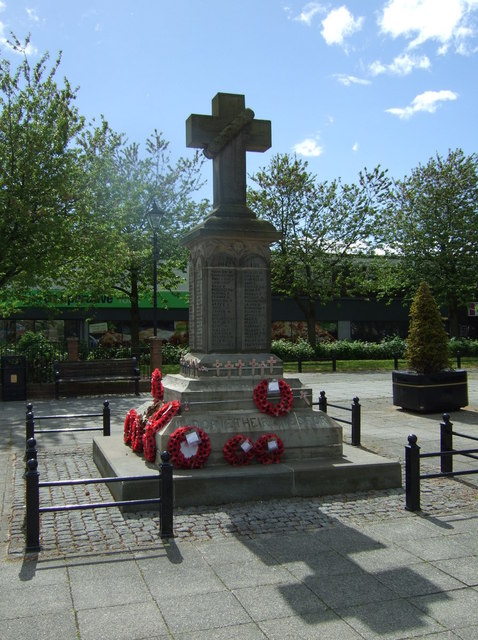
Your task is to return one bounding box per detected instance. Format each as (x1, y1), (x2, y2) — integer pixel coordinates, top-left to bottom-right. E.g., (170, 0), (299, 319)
(93, 434), (402, 510)
(92, 370), (401, 510)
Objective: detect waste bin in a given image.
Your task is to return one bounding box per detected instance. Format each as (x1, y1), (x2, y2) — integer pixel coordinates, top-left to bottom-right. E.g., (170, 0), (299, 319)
(1, 355), (27, 401)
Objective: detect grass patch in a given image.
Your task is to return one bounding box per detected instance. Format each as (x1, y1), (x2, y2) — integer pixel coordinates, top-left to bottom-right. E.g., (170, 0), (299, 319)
(144, 358), (478, 377)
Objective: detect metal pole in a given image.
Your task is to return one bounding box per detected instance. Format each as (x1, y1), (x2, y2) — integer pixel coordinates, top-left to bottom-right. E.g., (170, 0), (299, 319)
(405, 434), (421, 511)
(318, 390), (327, 413)
(351, 397), (361, 446)
(103, 400), (111, 436)
(26, 409), (35, 442)
(153, 229), (158, 337)
(25, 439), (40, 551)
(159, 451), (174, 538)
(440, 413), (453, 474)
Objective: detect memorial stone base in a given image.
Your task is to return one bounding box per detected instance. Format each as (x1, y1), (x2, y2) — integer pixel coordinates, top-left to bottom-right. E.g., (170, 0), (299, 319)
(92, 353), (402, 509)
(154, 354), (343, 466)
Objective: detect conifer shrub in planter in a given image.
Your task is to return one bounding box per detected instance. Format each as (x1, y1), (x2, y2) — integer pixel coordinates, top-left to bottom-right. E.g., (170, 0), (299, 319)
(392, 282), (468, 412)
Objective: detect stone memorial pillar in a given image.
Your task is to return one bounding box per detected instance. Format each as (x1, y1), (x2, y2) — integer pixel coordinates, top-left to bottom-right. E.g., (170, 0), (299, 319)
(156, 93), (343, 465)
(181, 92), (281, 373)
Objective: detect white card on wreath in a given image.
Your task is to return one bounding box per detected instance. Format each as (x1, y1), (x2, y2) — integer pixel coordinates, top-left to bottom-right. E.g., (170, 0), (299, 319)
(268, 380), (279, 393)
(241, 440), (253, 453)
(186, 431), (200, 445)
(268, 439), (278, 451)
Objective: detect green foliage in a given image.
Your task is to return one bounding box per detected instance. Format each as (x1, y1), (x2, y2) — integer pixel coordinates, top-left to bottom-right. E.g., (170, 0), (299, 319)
(271, 336), (407, 361)
(248, 153), (390, 346)
(16, 331), (57, 367)
(270, 338), (315, 362)
(72, 121), (207, 349)
(376, 149), (478, 337)
(161, 342), (189, 364)
(449, 337), (478, 356)
(405, 282), (450, 373)
(0, 36), (84, 308)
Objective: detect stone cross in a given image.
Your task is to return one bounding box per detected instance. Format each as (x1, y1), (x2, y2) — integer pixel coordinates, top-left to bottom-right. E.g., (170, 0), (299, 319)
(186, 93), (271, 216)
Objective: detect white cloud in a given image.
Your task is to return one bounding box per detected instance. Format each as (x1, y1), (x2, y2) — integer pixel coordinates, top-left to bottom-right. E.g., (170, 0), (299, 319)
(370, 53), (431, 76)
(335, 74), (371, 86)
(352, 142), (359, 152)
(321, 6), (364, 46)
(386, 89), (458, 119)
(26, 7), (39, 22)
(379, 0), (478, 53)
(293, 138), (324, 157)
(293, 2), (324, 26)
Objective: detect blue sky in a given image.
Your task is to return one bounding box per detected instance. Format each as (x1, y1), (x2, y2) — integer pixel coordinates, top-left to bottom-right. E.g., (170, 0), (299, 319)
(1, 0), (478, 200)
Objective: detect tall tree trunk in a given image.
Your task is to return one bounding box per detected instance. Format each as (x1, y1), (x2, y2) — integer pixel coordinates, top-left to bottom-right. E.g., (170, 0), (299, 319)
(294, 296), (317, 347)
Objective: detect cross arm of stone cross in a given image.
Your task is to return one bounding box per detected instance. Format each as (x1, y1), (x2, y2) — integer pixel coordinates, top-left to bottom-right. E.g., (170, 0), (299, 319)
(185, 93), (271, 215)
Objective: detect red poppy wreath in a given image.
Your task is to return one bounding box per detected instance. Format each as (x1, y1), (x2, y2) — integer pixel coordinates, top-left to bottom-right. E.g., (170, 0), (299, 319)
(151, 368), (164, 402)
(167, 426), (211, 469)
(254, 433), (285, 464)
(143, 400), (181, 463)
(253, 379), (293, 417)
(223, 434), (255, 466)
(131, 414), (145, 453)
(123, 408), (138, 446)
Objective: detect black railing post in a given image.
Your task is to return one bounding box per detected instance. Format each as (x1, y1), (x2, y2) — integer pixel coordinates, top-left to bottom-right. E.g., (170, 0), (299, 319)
(351, 397), (361, 446)
(405, 434), (421, 511)
(332, 358), (336, 372)
(440, 413), (453, 474)
(26, 408), (35, 441)
(318, 390), (327, 413)
(298, 356), (302, 373)
(393, 354), (399, 369)
(25, 435), (37, 464)
(456, 352), (461, 369)
(159, 451), (174, 538)
(103, 400), (111, 436)
(25, 439), (40, 551)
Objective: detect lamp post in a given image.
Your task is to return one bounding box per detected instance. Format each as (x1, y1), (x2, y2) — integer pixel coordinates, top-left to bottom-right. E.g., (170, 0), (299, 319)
(146, 200), (166, 337)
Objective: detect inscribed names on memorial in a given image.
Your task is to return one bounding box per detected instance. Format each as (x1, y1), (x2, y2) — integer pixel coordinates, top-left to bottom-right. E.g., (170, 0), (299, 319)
(209, 255), (236, 351)
(241, 255), (268, 351)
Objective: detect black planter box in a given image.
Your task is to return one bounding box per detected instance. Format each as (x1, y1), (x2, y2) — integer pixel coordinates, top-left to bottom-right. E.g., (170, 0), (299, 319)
(392, 369), (468, 413)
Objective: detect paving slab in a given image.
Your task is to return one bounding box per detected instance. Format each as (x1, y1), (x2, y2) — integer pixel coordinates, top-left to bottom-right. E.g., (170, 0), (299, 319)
(1, 372), (478, 639)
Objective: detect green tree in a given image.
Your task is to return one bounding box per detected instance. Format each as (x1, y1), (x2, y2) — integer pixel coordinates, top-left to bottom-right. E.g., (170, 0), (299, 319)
(377, 148), (478, 337)
(405, 281), (450, 373)
(248, 153), (390, 346)
(0, 36), (84, 310)
(73, 121), (207, 351)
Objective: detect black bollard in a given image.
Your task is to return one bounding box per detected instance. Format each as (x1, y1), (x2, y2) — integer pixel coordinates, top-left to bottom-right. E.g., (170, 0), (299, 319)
(318, 390), (327, 413)
(440, 413), (453, 474)
(102, 400), (111, 436)
(159, 451), (174, 538)
(405, 434), (421, 511)
(351, 397), (361, 446)
(25, 449), (40, 551)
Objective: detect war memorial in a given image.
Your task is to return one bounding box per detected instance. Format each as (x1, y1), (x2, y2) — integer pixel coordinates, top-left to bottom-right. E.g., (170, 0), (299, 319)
(93, 93), (401, 507)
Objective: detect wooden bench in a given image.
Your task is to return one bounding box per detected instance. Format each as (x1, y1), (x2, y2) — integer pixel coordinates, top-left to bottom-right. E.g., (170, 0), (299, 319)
(297, 357), (337, 372)
(54, 358), (140, 399)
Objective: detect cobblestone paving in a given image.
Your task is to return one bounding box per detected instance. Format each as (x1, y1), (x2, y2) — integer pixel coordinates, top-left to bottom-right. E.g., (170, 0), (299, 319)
(9, 443), (478, 559)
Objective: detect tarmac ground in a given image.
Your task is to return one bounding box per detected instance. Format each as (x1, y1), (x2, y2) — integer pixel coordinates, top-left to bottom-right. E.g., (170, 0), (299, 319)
(2, 370), (478, 639)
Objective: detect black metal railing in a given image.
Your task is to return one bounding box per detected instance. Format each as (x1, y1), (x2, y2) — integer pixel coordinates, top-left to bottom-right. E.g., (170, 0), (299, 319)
(405, 413), (478, 511)
(26, 401), (111, 441)
(313, 390), (361, 446)
(24, 404), (174, 550)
